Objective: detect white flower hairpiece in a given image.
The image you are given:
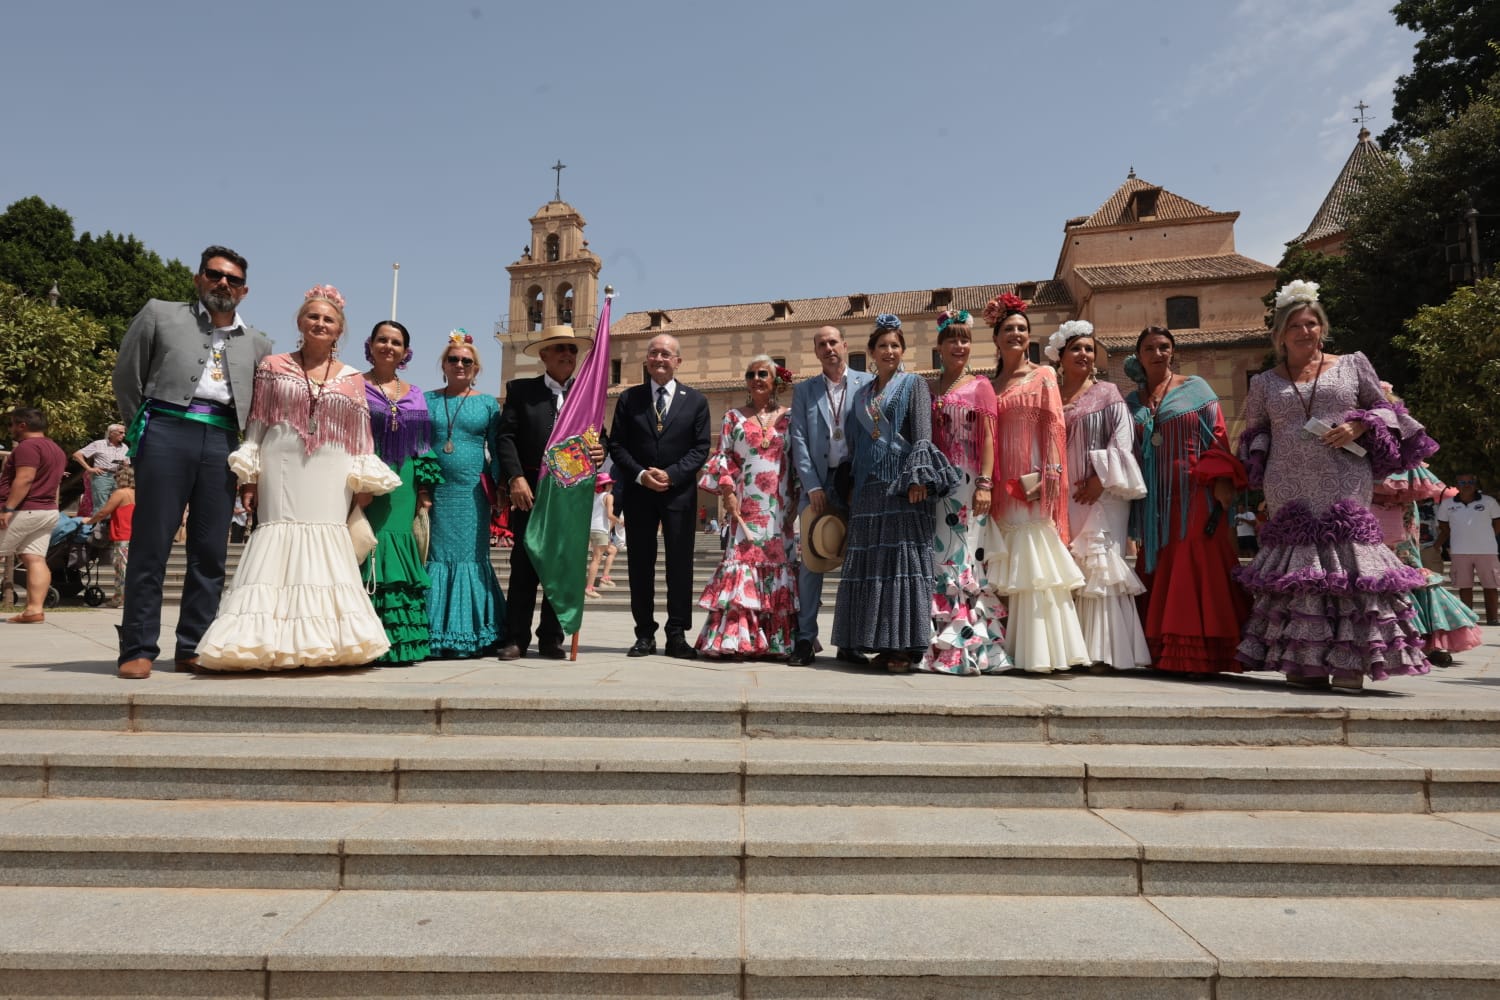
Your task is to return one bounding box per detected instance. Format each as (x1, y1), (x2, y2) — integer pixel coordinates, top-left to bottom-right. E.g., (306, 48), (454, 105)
(1044, 320), (1094, 362)
(1275, 279), (1320, 310)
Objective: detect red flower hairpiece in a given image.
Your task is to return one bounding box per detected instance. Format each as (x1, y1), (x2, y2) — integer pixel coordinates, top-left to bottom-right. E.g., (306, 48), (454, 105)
(981, 292), (1028, 325)
(774, 365), (795, 389)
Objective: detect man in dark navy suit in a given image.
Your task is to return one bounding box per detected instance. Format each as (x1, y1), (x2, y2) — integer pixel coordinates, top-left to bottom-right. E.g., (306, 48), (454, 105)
(607, 334), (711, 658)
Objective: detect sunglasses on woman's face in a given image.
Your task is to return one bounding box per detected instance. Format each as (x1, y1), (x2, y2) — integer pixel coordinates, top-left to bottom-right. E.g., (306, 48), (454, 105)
(745, 370), (772, 380)
(445, 356), (476, 367)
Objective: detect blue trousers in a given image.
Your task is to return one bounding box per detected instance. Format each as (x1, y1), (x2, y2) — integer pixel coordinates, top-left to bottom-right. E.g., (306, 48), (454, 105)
(117, 416), (237, 664)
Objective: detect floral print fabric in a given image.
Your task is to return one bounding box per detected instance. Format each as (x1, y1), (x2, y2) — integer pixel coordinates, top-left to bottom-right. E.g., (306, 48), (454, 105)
(695, 408), (799, 658)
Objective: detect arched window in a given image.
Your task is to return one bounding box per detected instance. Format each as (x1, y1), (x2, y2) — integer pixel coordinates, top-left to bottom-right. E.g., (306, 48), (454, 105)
(557, 284), (575, 325)
(1166, 295), (1200, 330)
(526, 286), (544, 331)
(545, 234), (560, 262)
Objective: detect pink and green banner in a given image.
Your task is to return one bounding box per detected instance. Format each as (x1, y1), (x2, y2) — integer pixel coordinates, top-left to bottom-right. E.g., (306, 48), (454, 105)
(524, 293), (612, 635)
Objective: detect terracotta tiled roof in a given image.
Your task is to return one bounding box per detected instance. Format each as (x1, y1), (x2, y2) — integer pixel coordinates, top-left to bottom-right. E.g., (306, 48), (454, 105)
(1289, 129), (1390, 246)
(612, 280), (1074, 335)
(1074, 177), (1230, 229)
(1095, 327), (1271, 350)
(1073, 254), (1275, 289)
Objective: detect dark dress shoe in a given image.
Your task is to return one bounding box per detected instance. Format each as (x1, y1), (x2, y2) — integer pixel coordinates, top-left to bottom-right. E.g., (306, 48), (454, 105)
(174, 656), (201, 673)
(787, 640), (815, 666)
(836, 648), (870, 666)
(538, 640), (567, 660)
(626, 638), (657, 657)
(496, 644), (525, 661)
(665, 637), (698, 660)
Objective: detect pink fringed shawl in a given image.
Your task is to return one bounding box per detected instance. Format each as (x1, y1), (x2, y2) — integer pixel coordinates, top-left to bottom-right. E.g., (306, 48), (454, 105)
(247, 354), (375, 457)
(931, 375), (997, 476)
(994, 366), (1069, 541)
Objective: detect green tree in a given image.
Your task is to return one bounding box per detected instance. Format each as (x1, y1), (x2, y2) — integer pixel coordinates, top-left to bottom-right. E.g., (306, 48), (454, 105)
(1382, 2), (1500, 148)
(1336, 73), (1500, 388)
(0, 196), (193, 344)
(0, 281), (119, 450)
(1395, 276), (1500, 479)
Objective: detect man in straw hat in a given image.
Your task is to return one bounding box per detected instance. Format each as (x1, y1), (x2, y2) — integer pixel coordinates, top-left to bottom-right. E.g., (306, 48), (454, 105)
(495, 324), (596, 659)
(788, 325), (873, 666)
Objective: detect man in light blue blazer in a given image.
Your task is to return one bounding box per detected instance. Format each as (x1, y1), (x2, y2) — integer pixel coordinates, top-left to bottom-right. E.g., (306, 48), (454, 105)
(788, 325), (873, 666)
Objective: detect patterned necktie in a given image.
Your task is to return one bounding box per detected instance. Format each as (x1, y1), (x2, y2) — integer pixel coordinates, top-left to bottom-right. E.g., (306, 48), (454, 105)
(654, 385), (667, 431)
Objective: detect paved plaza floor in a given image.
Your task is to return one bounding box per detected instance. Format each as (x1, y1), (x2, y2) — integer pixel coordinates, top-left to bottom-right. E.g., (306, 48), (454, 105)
(2, 606), (1497, 714)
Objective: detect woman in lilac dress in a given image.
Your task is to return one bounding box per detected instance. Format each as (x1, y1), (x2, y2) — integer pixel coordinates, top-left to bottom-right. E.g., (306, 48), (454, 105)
(1236, 281), (1436, 690)
(1050, 321), (1150, 671)
(361, 321), (441, 665)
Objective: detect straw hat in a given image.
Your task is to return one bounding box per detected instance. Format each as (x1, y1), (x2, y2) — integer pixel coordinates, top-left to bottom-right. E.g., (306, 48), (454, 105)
(799, 506), (848, 574)
(523, 325), (594, 357)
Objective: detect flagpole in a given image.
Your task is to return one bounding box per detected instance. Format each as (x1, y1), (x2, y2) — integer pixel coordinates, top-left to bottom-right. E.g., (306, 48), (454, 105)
(390, 262), (400, 320)
(570, 284), (613, 662)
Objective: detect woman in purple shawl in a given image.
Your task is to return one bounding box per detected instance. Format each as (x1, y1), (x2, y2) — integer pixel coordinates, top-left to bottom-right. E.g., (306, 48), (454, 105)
(1236, 281), (1436, 690)
(361, 321), (442, 665)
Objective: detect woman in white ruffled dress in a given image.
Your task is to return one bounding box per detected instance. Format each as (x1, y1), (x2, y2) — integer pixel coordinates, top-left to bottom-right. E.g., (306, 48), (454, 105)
(983, 293), (1089, 673)
(196, 285), (401, 671)
(1051, 321), (1151, 671)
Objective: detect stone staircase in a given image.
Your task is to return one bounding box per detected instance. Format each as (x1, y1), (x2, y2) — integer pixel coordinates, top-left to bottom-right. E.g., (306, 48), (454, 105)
(1, 676), (1499, 997)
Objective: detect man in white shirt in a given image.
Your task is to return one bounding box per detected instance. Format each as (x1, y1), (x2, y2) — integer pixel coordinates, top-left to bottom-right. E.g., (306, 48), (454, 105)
(787, 325), (874, 666)
(1436, 473), (1500, 626)
(71, 424), (128, 512)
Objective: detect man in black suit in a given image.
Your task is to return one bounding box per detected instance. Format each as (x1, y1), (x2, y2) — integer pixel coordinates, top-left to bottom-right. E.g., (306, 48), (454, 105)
(608, 334), (711, 658)
(494, 326), (597, 660)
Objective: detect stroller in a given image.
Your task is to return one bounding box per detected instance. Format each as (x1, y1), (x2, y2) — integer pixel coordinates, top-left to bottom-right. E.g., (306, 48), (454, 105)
(12, 515), (108, 609)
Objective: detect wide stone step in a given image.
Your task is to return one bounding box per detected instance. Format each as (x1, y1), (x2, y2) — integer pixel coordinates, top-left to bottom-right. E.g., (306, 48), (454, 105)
(3, 729), (1498, 812)
(1, 798), (1499, 899)
(2, 886), (1498, 998)
(6, 684), (1499, 748)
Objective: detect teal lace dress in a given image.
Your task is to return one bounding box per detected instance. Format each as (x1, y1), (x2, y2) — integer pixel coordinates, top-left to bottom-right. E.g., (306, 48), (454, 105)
(424, 389), (506, 657)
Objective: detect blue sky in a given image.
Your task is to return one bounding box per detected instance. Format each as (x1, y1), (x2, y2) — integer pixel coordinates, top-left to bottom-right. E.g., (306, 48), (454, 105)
(4, 0), (1413, 384)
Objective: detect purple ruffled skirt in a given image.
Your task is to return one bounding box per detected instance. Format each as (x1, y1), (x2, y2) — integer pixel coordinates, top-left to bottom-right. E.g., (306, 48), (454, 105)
(1236, 499), (1430, 680)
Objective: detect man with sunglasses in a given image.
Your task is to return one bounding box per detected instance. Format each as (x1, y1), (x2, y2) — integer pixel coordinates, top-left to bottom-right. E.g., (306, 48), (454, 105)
(608, 334), (711, 658)
(1436, 473), (1500, 626)
(494, 326), (596, 660)
(111, 246), (272, 679)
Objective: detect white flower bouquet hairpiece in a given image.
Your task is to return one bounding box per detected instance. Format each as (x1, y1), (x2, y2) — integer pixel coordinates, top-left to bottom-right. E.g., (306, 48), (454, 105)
(1274, 279), (1320, 310)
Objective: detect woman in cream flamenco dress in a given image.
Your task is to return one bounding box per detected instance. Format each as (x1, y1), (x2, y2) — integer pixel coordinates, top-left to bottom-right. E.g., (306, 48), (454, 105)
(196, 286), (400, 670)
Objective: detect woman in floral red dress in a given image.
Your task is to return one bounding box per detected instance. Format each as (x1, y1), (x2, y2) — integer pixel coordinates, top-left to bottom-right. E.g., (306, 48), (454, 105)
(695, 355), (799, 658)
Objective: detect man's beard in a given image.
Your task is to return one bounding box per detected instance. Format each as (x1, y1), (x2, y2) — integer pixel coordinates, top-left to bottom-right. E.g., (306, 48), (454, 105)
(201, 289), (237, 314)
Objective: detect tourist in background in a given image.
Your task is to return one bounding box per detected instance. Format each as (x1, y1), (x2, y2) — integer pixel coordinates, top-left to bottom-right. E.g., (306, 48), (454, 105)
(361, 320), (441, 666)
(196, 285), (399, 670)
(86, 465), (136, 609)
(1126, 326), (1248, 677)
(832, 315), (958, 672)
(984, 294), (1088, 674)
(71, 424), (128, 515)
(0, 407), (68, 624)
(918, 310), (1008, 674)
(1236, 281), (1433, 689)
(694, 355), (799, 658)
(1051, 320), (1149, 672)
(585, 471), (619, 598)
(1436, 472), (1500, 627)
(425, 331), (507, 658)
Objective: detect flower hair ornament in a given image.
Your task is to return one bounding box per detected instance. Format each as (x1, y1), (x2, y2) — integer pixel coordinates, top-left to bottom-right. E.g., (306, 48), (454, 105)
(1274, 280), (1320, 310)
(981, 291), (1028, 326)
(773, 365), (796, 390)
(1045, 320), (1094, 362)
(874, 313), (902, 332)
(448, 329), (474, 345)
(936, 309), (973, 335)
(304, 284), (346, 310)
(1122, 355), (1148, 387)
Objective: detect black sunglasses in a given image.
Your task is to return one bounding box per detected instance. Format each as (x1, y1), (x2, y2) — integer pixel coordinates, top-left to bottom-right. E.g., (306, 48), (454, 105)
(201, 267), (246, 288)
(745, 370), (772, 380)
(547, 344), (579, 354)
(445, 356), (476, 367)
